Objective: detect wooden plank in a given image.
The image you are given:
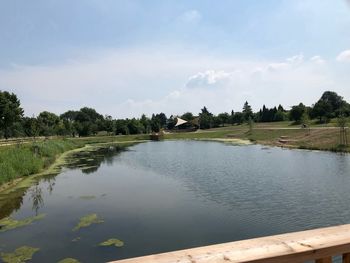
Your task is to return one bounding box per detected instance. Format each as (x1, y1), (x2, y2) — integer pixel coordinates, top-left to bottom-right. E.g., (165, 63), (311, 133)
(343, 253), (350, 263)
(316, 257), (332, 263)
(110, 224), (350, 263)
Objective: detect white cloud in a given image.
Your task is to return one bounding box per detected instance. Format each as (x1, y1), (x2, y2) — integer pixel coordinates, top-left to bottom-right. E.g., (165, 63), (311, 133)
(337, 49), (350, 62)
(286, 54), (304, 65)
(0, 49), (349, 118)
(310, 55), (326, 65)
(179, 10), (202, 24)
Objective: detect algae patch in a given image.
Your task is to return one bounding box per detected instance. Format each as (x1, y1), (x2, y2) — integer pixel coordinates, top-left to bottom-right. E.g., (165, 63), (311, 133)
(0, 246), (39, 263)
(72, 214), (103, 231)
(57, 258), (80, 263)
(0, 214), (45, 233)
(79, 195), (96, 200)
(71, 237), (81, 242)
(99, 238), (124, 247)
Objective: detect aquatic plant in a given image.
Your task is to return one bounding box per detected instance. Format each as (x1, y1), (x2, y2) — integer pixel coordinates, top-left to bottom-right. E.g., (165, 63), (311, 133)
(79, 195), (96, 200)
(72, 214), (104, 231)
(0, 246), (39, 263)
(99, 238), (124, 247)
(57, 258), (80, 263)
(71, 237), (81, 242)
(0, 214), (45, 232)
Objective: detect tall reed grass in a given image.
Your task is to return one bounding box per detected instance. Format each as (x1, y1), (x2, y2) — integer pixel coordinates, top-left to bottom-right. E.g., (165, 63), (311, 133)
(0, 140), (81, 185)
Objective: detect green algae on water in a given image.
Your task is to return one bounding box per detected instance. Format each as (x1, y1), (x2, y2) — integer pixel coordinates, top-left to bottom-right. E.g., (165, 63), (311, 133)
(57, 258), (80, 263)
(99, 238), (124, 247)
(0, 246), (39, 263)
(0, 214), (45, 233)
(71, 237), (81, 242)
(72, 214), (103, 231)
(79, 195), (96, 200)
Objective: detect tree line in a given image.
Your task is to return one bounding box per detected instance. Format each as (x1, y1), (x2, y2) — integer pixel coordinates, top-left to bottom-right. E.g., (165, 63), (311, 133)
(0, 90), (349, 139)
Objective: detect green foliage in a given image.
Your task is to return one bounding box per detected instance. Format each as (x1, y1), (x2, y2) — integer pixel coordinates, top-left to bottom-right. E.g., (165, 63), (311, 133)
(199, 106), (213, 129)
(0, 91), (24, 139)
(242, 101), (253, 121)
(289, 103), (306, 123)
(0, 246), (39, 263)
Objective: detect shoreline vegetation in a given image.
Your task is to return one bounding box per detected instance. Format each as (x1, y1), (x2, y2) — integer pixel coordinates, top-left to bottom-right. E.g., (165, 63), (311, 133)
(0, 121), (349, 194)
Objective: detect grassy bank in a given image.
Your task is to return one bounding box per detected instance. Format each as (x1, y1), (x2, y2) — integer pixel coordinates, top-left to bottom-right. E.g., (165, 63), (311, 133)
(0, 140), (83, 185)
(0, 134), (149, 187)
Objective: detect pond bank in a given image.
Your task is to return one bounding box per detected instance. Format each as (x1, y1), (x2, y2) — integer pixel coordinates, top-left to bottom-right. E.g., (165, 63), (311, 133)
(0, 140), (145, 195)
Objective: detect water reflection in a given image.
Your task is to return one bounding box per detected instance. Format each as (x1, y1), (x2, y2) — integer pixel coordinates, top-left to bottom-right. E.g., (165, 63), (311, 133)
(29, 184), (43, 215)
(0, 145), (126, 220)
(65, 146), (124, 174)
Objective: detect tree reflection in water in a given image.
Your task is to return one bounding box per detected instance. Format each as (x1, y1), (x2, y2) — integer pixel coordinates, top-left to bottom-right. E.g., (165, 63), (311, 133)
(0, 144), (128, 219)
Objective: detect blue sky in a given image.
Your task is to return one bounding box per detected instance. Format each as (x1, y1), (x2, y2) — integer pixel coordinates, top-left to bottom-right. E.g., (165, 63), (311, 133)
(0, 0), (350, 117)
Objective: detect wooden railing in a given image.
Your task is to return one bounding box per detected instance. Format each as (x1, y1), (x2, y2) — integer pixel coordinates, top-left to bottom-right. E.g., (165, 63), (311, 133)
(111, 224), (350, 263)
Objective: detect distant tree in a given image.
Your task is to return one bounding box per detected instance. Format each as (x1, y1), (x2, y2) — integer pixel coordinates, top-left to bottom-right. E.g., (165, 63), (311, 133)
(104, 115), (115, 135)
(232, 112), (244, 124)
(311, 100), (332, 123)
(277, 104), (286, 112)
(127, 118), (144, 134)
(247, 116), (254, 135)
(230, 110), (235, 125)
(0, 91), (24, 139)
(199, 106), (213, 129)
(151, 114), (161, 132)
(140, 114), (151, 133)
(217, 112), (230, 127)
(181, 112), (194, 121)
(337, 114), (348, 146)
(22, 117), (39, 137)
(156, 113), (167, 127)
(242, 101), (253, 121)
(289, 103), (306, 123)
(115, 119), (129, 135)
(37, 111), (60, 136)
(166, 115), (176, 130)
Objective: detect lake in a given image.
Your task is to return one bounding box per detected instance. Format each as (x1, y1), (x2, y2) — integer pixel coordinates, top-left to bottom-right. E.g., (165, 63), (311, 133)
(1, 141), (350, 262)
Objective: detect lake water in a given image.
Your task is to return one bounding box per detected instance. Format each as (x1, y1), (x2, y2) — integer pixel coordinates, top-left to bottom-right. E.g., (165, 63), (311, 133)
(1, 141), (350, 262)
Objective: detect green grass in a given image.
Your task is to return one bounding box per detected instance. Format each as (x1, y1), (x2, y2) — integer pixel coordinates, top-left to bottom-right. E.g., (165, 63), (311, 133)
(0, 140), (81, 185)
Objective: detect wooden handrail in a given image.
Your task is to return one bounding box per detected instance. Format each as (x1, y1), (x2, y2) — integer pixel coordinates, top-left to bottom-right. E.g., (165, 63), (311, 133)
(111, 224), (350, 263)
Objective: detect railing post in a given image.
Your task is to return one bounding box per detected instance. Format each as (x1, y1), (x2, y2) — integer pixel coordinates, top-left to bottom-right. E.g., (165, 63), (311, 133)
(343, 253), (350, 263)
(315, 257), (332, 263)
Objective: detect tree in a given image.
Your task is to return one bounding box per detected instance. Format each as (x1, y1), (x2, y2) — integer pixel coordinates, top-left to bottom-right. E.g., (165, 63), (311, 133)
(140, 114), (151, 133)
(156, 113), (167, 127)
(199, 106), (213, 129)
(37, 111), (60, 136)
(181, 112), (194, 121)
(337, 114), (348, 146)
(311, 100), (332, 123)
(151, 114), (161, 132)
(22, 117), (39, 137)
(242, 101), (253, 121)
(103, 115), (115, 135)
(289, 103), (306, 123)
(217, 113), (230, 126)
(0, 91), (24, 139)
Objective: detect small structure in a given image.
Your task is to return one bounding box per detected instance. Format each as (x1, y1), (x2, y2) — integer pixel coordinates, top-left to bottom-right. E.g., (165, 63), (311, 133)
(172, 117), (199, 132)
(150, 131), (164, 141)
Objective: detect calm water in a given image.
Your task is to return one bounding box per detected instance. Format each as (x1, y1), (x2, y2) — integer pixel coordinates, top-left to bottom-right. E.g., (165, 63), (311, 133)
(1, 141), (350, 262)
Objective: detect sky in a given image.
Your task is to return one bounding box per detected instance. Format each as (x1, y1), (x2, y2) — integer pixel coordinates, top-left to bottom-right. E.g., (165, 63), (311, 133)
(0, 0), (350, 118)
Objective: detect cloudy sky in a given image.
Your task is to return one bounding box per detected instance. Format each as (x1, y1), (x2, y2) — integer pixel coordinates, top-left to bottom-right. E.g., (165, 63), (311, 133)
(0, 0), (350, 118)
